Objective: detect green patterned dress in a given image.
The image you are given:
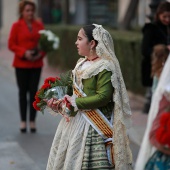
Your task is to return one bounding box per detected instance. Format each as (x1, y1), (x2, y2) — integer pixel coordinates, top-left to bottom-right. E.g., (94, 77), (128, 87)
(82, 126), (114, 169)
(75, 69), (115, 169)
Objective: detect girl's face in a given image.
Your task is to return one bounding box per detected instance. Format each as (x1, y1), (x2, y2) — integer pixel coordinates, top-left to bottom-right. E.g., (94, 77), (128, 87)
(159, 11), (170, 25)
(75, 29), (91, 56)
(22, 4), (35, 21)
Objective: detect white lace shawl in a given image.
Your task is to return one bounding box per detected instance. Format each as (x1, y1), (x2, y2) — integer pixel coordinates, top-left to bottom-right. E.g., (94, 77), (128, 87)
(72, 57), (133, 170)
(135, 54), (170, 170)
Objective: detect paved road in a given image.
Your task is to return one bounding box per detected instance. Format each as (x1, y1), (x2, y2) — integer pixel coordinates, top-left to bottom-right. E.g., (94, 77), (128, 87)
(0, 37), (147, 169)
(0, 61), (62, 170)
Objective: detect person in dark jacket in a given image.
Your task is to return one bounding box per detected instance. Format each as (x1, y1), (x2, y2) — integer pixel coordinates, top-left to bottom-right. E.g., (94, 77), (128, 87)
(8, 0), (45, 133)
(141, 1), (170, 113)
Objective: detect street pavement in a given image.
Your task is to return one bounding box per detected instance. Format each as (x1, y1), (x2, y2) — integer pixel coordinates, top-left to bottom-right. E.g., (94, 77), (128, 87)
(0, 36), (148, 170)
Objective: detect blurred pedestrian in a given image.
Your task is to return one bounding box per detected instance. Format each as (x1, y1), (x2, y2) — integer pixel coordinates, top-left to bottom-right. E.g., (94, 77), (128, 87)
(135, 54), (170, 170)
(141, 1), (170, 113)
(45, 24), (133, 170)
(8, 0), (45, 133)
(151, 44), (169, 94)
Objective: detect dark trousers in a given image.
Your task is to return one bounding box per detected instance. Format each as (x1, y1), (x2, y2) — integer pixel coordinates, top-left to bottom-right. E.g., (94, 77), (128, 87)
(15, 68), (42, 122)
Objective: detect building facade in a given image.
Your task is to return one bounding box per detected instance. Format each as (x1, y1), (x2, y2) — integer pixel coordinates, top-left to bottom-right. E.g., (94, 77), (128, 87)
(0, 0), (158, 36)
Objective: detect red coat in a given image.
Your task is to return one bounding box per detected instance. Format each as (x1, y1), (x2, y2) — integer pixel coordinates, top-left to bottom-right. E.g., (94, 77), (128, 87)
(8, 18), (45, 68)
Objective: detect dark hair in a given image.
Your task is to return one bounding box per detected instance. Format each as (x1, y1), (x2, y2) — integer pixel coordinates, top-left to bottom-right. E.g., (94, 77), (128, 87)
(151, 44), (169, 78)
(19, 0), (36, 19)
(82, 25), (98, 45)
(155, 1), (170, 22)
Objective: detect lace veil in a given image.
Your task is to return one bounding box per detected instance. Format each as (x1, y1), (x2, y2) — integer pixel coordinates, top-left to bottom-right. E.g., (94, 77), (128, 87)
(93, 24), (132, 127)
(135, 54), (170, 170)
(92, 24), (133, 169)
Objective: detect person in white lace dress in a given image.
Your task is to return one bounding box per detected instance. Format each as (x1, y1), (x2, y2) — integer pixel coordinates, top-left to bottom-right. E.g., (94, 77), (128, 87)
(135, 54), (170, 170)
(46, 24), (133, 170)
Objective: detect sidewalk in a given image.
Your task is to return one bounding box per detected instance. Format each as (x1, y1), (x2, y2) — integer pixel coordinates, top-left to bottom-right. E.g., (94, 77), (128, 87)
(0, 36), (148, 147)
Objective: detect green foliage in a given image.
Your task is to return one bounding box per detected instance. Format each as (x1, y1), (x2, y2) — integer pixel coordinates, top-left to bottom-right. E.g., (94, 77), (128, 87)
(45, 25), (144, 94)
(39, 34), (54, 52)
(52, 70), (73, 95)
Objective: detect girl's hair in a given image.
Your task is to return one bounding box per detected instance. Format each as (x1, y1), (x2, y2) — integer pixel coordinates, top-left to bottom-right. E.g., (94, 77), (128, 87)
(19, 0), (36, 19)
(155, 1), (170, 22)
(151, 44), (169, 78)
(82, 25), (98, 45)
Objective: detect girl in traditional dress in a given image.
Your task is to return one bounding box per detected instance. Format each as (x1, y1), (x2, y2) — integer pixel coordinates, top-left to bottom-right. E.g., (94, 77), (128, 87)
(46, 24), (133, 170)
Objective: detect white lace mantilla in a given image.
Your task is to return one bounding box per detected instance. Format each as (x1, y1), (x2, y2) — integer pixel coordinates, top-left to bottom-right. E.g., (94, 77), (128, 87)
(92, 24), (133, 169)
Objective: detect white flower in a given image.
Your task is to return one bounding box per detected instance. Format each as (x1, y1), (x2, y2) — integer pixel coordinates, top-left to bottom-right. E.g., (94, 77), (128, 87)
(53, 42), (59, 49)
(54, 37), (59, 43)
(45, 30), (54, 41)
(39, 29), (60, 52)
(52, 37), (60, 49)
(39, 30), (46, 34)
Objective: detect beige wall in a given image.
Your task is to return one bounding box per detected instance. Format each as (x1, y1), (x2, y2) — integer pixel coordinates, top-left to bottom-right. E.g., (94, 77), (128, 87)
(118, 0), (130, 22)
(1, 0), (18, 36)
(138, 0), (152, 26)
(118, 0), (151, 26)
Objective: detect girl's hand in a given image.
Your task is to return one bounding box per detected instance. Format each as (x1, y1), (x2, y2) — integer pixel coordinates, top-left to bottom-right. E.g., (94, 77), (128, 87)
(44, 98), (70, 122)
(64, 95), (72, 103)
(44, 98), (58, 111)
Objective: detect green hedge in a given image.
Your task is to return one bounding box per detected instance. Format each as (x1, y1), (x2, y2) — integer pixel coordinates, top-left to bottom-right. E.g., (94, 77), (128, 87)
(45, 25), (144, 94)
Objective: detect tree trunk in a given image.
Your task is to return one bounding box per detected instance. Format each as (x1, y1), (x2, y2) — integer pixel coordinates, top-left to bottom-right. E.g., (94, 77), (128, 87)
(119, 0), (139, 30)
(61, 0), (70, 24)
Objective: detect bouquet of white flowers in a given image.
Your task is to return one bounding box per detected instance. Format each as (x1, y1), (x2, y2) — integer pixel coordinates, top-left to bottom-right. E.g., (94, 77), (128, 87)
(38, 30), (60, 53)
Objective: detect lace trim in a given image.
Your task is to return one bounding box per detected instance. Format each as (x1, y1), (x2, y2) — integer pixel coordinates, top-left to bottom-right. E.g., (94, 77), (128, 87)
(70, 94), (78, 111)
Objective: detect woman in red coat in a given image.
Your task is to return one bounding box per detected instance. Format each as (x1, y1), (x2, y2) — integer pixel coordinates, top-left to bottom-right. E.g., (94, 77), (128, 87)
(8, 0), (45, 133)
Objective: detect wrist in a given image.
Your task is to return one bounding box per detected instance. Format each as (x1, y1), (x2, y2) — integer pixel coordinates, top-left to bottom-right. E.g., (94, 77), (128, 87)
(69, 94), (78, 111)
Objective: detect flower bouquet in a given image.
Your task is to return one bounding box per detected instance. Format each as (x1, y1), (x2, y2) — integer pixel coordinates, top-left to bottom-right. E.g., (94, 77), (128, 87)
(33, 71), (73, 119)
(38, 30), (60, 53)
(156, 111), (170, 148)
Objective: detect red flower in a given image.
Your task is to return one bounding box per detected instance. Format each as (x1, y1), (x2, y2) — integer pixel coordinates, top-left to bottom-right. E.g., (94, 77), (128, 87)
(41, 83), (51, 89)
(44, 77), (58, 84)
(56, 77), (61, 80)
(36, 90), (41, 96)
(33, 101), (40, 111)
(35, 96), (41, 102)
(156, 112), (170, 147)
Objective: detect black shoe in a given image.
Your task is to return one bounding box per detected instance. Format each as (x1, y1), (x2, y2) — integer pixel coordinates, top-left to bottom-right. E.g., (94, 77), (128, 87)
(30, 128), (36, 133)
(142, 102), (151, 114)
(20, 128), (27, 133)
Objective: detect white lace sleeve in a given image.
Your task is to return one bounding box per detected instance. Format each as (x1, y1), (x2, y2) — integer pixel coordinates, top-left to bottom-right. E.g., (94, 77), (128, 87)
(69, 94), (78, 111)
